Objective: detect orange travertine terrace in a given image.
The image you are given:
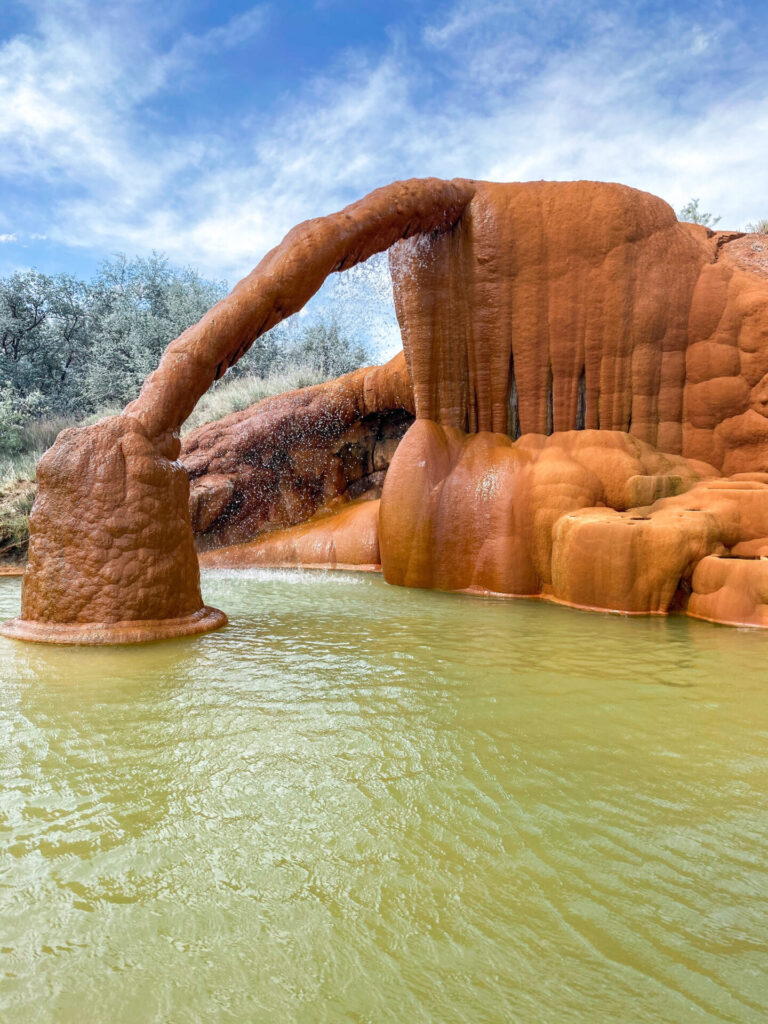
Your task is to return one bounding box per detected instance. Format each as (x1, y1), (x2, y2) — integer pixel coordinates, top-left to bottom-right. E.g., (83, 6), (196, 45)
(3, 177), (768, 643)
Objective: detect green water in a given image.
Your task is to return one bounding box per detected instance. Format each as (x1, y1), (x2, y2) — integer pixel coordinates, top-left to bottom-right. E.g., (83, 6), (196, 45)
(1, 570), (768, 1023)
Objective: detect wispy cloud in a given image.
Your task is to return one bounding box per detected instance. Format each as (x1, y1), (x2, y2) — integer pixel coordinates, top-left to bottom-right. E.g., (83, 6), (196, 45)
(158, 5), (269, 87)
(0, 0), (766, 288)
(178, 5), (267, 54)
(0, 233), (17, 243)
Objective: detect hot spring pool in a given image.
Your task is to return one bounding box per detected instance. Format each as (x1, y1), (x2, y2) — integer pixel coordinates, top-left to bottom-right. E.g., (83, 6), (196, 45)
(1, 569), (768, 1022)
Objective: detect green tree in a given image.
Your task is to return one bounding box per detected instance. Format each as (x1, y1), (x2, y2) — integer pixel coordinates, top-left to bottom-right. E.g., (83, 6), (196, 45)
(79, 254), (227, 410)
(284, 319), (366, 378)
(0, 270), (51, 396)
(0, 254), (370, 444)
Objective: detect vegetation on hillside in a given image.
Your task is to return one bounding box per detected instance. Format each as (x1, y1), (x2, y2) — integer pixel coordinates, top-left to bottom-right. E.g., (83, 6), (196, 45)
(0, 254), (367, 456)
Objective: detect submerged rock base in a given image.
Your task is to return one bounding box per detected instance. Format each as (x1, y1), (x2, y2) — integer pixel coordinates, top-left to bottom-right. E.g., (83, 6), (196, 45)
(0, 414), (227, 645)
(0, 606), (227, 646)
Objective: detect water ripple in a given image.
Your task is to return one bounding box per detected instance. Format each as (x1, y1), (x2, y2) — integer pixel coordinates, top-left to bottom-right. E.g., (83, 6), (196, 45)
(1, 572), (768, 1022)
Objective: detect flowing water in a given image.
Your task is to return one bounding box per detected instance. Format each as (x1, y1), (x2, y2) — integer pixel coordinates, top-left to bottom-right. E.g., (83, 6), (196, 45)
(1, 570), (768, 1023)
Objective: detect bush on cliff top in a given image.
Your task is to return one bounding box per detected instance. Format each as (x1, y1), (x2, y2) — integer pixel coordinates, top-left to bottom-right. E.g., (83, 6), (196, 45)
(678, 198), (721, 227)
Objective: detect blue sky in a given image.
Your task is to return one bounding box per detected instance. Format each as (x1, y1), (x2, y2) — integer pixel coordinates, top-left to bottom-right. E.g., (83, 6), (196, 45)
(1, 0), (767, 286)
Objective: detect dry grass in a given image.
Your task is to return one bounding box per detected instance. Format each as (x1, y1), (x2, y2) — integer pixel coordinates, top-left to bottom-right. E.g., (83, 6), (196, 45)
(181, 365), (323, 433)
(0, 452), (39, 488)
(0, 478), (36, 563)
(23, 415), (76, 452)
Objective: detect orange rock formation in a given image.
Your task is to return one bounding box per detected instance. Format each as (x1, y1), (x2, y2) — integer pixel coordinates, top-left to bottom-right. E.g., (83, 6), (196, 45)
(201, 499), (382, 572)
(3, 176), (768, 643)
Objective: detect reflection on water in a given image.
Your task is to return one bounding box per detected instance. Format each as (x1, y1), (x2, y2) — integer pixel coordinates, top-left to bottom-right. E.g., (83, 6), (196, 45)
(1, 570), (768, 1023)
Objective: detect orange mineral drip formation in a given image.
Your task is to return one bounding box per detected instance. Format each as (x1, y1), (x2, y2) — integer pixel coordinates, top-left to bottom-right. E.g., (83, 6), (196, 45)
(379, 179), (768, 627)
(390, 181), (706, 447)
(3, 176), (768, 643)
(388, 179), (768, 463)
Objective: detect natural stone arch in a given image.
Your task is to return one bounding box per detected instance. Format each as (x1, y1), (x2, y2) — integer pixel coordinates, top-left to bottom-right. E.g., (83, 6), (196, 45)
(4, 175), (768, 642)
(1, 178), (476, 643)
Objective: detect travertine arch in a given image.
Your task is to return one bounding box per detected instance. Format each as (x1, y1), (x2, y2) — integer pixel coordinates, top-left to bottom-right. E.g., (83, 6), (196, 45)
(127, 178), (476, 439)
(1, 177), (476, 644)
(5, 176), (768, 643)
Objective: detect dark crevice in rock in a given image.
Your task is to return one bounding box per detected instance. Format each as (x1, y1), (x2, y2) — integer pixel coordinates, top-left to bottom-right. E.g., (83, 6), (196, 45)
(712, 230), (746, 262)
(508, 355), (520, 440)
(576, 369), (586, 431)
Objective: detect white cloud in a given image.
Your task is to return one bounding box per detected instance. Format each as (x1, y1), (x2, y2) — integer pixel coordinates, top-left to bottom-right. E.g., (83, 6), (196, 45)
(0, 233), (17, 243)
(0, 0), (765, 302)
(177, 5), (267, 54)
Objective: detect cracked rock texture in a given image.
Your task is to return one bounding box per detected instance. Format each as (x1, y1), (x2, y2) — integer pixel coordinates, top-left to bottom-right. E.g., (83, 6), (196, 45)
(182, 352), (413, 551)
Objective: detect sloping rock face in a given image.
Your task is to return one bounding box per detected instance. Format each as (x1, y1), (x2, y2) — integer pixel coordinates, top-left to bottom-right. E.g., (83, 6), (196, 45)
(182, 353), (413, 551)
(200, 498), (381, 571)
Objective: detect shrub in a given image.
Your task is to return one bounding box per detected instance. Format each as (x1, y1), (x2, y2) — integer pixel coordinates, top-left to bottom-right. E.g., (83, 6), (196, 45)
(679, 198), (721, 227)
(0, 385), (46, 456)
